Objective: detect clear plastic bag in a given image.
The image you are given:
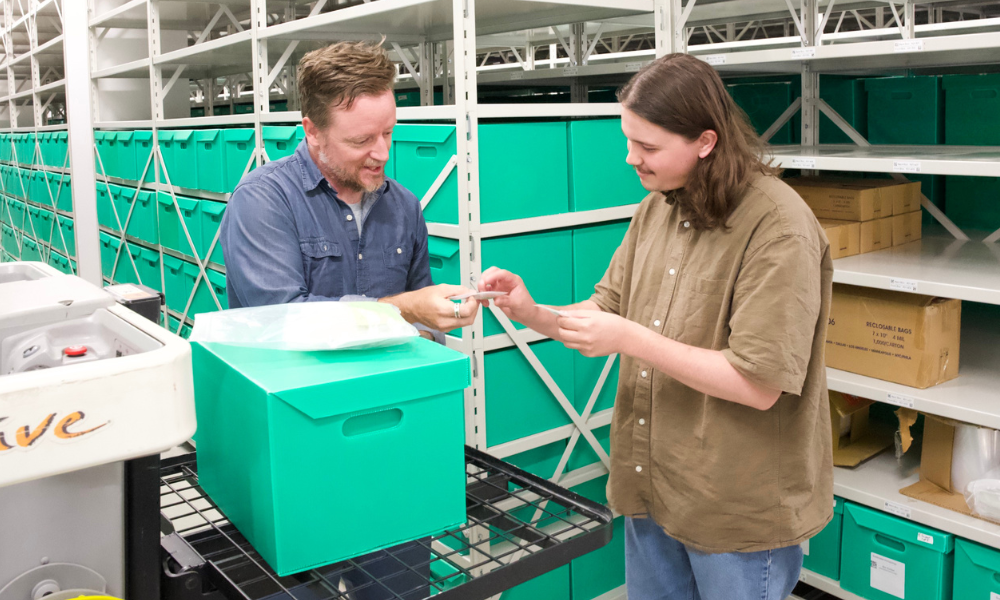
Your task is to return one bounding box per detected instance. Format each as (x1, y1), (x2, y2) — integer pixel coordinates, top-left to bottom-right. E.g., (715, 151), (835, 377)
(188, 302), (419, 351)
(966, 476), (1000, 521)
(952, 423), (1000, 493)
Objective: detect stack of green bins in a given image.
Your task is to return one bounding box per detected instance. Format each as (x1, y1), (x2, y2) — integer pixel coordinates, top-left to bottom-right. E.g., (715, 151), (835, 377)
(158, 130), (198, 189)
(568, 119), (647, 211)
(193, 128), (256, 193)
(954, 538), (1000, 599)
(119, 188), (158, 244)
(728, 81), (798, 144)
(942, 73), (1000, 232)
(865, 76), (944, 221)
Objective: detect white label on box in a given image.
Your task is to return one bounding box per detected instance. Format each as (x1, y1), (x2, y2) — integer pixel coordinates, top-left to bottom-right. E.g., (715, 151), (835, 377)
(509, 72), (524, 80)
(917, 532), (934, 545)
(704, 54), (727, 65)
(894, 39), (925, 53)
(885, 393), (916, 409)
(991, 593), (1000, 600)
(792, 47), (816, 59)
(890, 278), (919, 292)
(801, 538), (810, 556)
(893, 161), (922, 173)
(562, 67), (580, 77)
(790, 158), (817, 169)
(872, 553), (906, 599)
(625, 61), (645, 72)
(884, 501), (912, 519)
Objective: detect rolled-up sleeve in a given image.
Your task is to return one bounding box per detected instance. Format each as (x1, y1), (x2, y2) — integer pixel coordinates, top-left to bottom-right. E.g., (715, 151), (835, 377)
(221, 182), (365, 307)
(721, 234), (822, 396)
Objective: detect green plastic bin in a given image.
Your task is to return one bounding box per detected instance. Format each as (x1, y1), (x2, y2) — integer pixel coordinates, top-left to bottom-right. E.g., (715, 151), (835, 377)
(223, 129), (256, 191)
(13, 168), (29, 198)
(21, 236), (40, 261)
(122, 189), (158, 244)
(109, 183), (132, 231)
(572, 220), (628, 303)
(502, 565), (570, 600)
(865, 76), (943, 145)
(395, 90), (420, 107)
(115, 130), (153, 182)
(567, 425), (610, 473)
(200, 200), (225, 265)
(94, 131), (118, 177)
(571, 516), (624, 600)
(26, 206), (43, 241)
(262, 125), (304, 162)
(56, 215), (75, 256)
(393, 124), (459, 224)
(18, 133), (36, 166)
(31, 171), (49, 206)
(802, 497), (844, 580)
(943, 74), (1000, 145)
(163, 254), (192, 314)
(427, 236), (460, 286)
(52, 173), (72, 212)
(156, 191), (201, 257)
(572, 474), (609, 506)
(575, 353), (618, 418)
(840, 502), (954, 600)
(114, 241), (142, 285)
(10, 199), (25, 230)
(96, 182), (117, 231)
(185, 262), (227, 315)
(47, 250), (66, 273)
(485, 339), (575, 446)
(819, 76), (868, 144)
(481, 229), (573, 337)
(191, 338), (470, 576)
(1, 225), (14, 255)
(729, 82), (797, 143)
(479, 122), (569, 223)
(136, 247), (162, 292)
(954, 538), (1000, 600)
(34, 207), (55, 244)
(0, 134), (10, 162)
(50, 131), (68, 168)
(234, 103), (254, 114)
(159, 130), (198, 189)
(568, 119), (648, 211)
(505, 439), (568, 481)
(194, 130), (226, 192)
(99, 232), (115, 278)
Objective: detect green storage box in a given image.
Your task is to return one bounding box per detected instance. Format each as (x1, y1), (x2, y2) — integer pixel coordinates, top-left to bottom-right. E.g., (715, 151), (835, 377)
(50, 131), (68, 168)
(479, 122), (569, 223)
(943, 74), (1000, 145)
(485, 339), (575, 446)
(96, 182), (118, 231)
(122, 189), (158, 244)
(163, 253), (192, 314)
(136, 247), (161, 292)
(31, 171), (49, 206)
(21, 236), (40, 261)
(109, 183), (132, 230)
(262, 125), (304, 162)
(47, 250), (65, 273)
(114, 131), (138, 180)
(234, 103), (253, 114)
(223, 129), (256, 192)
(56, 215), (75, 257)
(393, 124), (459, 224)
(18, 133), (36, 166)
(270, 100), (288, 112)
(571, 474), (609, 506)
(819, 76), (868, 144)
(568, 120), (647, 211)
(572, 220), (628, 303)
(52, 173), (72, 213)
(194, 130), (226, 192)
(0, 134), (10, 162)
(34, 207), (55, 243)
(156, 191), (201, 257)
(802, 497), (844, 580)
(945, 176), (1000, 232)
(954, 538), (1000, 600)
(25, 206), (40, 240)
(136, 131), (156, 182)
(114, 241), (142, 285)
(185, 262), (227, 315)
(729, 82), (797, 144)
(13, 168), (28, 198)
(99, 232), (115, 278)
(571, 516), (624, 600)
(1, 226), (14, 255)
(94, 131), (118, 177)
(567, 425), (610, 473)
(865, 76), (943, 145)
(395, 90), (420, 107)
(427, 235), (460, 286)
(575, 353), (618, 418)
(502, 565), (570, 600)
(506, 439), (568, 481)
(481, 229), (573, 337)
(10, 200), (25, 230)
(200, 200), (226, 264)
(159, 130), (198, 189)
(840, 502), (954, 600)
(213, 105), (231, 116)
(191, 338), (470, 576)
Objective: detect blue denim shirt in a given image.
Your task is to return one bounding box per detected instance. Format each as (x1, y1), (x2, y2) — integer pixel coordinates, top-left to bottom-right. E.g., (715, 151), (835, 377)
(220, 140), (435, 315)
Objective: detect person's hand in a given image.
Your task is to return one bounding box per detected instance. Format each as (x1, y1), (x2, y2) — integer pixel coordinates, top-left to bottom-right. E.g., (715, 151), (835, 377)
(557, 310), (633, 357)
(478, 267), (538, 325)
(380, 284), (480, 332)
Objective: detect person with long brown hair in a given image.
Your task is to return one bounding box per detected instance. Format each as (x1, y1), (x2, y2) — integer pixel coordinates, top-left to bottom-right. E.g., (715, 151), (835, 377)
(479, 53), (833, 599)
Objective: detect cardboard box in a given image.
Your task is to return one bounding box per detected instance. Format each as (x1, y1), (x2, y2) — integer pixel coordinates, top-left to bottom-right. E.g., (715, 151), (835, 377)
(829, 391), (895, 467)
(788, 177), (900, 221)
(859, 216), (894, 253)
(819, 219), (861, 260)
(826, 285), (961, 389)
(893, 210), (923, 246)
(866, 178), (922, 215)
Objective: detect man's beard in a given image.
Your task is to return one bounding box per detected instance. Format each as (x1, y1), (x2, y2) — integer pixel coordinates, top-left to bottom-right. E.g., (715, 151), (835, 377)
(318, 150), (385, 193)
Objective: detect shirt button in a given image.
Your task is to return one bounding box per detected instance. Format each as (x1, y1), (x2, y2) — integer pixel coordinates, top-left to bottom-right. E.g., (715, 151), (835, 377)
(668, 268), (676, 276)
(347, 214), (354, 221)
(641, 370), (648, 378)
(396, 248), (402, 254)
(322, 244), (328, 251)
(358, 254), (363, 260)
(653, 320), (661, 327)
(635, 466), (643, 473)
(684, 221), (690, 228)
(639, 418), (646, 425)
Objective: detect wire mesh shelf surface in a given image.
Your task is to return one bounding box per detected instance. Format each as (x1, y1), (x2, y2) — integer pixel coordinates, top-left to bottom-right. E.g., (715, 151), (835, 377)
(160, 446), (613, 600)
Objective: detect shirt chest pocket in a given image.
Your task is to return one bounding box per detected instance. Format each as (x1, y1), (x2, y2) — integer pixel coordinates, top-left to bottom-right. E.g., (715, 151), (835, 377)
(666, 273), (730, 349)
(300, 239), (345, 297)
(382, 242), (413, 288)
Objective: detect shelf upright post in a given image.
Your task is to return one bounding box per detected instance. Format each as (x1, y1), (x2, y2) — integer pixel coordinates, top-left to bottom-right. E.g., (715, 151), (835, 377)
(442, 40), (453, 105)
(569, 23), (585, 102)
(800, 0), (818, 176)
(654, 0), (689, 57)
(28, 0), (40, 128)
(65, 0), (99, 284)
(251, 0), (267, 169)
(5, 0), (18, 129)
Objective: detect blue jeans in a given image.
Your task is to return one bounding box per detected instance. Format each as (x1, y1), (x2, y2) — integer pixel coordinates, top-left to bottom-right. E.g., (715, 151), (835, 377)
(625, 517), (803, 600)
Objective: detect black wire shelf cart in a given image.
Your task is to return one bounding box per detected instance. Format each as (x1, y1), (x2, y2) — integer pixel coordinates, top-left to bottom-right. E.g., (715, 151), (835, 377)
(159, 446), (614, 600)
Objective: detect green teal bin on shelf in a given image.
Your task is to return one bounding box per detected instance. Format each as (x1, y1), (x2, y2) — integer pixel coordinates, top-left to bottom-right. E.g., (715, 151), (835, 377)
(572, 220), (628, 303)
(571, 516), (625, 600)
(113, 130), (149, 181)
(575, 353), (618, 418)
(13, 168), (29, 198)
(56, 215), (75, 256)
(568, 119), (647, 211)
(946, 176), (1000, 232)
(479, 122), (569, 223)
(819, 76), (868, 144)
(111, 183), (134, 231)
(427, 236), (460, 286)
(262, 125), (304, 162)
(200, 200), (226, 264)
(223, 129), (256, 191)
(194, 130), (226, 192)
(94, 131), (118, 176)
(729, 82), (797, 143)
(485, 339), (575, 446)
(840, 502), (954, 600)
(505, 439), (568, 480)
(159, 130), (198, 189)
(10, 199), (25, 230)
(954, 538), (1000, 600)
(21, 236), (40, 261)
(96, 182), (117, 231)
(865, 76), (943, 145)
(99, 232), (114, 278)
(185, 262), (227, 315)
(52, 173), (72, 212)
(135, 131), (156, 182)
(122, 189), (158, 244)
(395, 90), (420, 107)
(567, 425), (610, 472)
(25, 206), (42, 241)
(233, 103), (254, 115)
(0, 134), (10, 162)
(501, 565), (570, 600)
(481, 229), (573, 337)
(943, 74), (1000, 145)
(572, 474), (609, 506)
(47, 250), (67, 274)
(191, 338), (470, 576)
(136, 247), (161, 292)
(31, 171), (49, 206)
(802, 497), (844, 580)
(114, 241), (142, 285)
(393, 124), (459, 224)
(49, 131), (68, 168)
(36, 208), (55, 244)
(156, 191), (201, 257)
(163, 254), (193, 314)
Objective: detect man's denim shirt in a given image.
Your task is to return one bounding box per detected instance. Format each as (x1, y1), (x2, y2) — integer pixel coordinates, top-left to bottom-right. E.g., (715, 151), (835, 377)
(220, 140), (438, 335)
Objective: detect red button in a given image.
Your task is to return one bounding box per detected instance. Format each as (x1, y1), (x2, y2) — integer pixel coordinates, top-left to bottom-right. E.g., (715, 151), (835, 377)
(63, 346), (88, 357)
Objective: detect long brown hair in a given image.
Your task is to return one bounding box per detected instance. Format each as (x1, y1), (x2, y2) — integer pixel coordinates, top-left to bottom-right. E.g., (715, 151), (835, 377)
(617, 53), (779, 230)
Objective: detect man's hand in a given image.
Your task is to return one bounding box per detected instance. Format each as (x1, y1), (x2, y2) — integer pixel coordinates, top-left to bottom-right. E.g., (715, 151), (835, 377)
(477, 267), (541, 325)
(380, 284), (480, 332)
(557, 310), (635, 357)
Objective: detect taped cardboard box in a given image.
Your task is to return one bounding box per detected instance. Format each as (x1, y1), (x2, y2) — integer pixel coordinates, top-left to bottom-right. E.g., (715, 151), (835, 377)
(826, 284), (961, 389)
(893, 210), (923, 246)
(788, 177), (909, 221)
(830, 391), (895, 467)
(819, 219), (861, 260)
(866, 178), (922, 215)
(859, 217), (894, 254)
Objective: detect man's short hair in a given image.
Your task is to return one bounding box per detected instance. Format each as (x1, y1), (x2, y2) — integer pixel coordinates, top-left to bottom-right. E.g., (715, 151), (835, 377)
(297, 40), (397, 130)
